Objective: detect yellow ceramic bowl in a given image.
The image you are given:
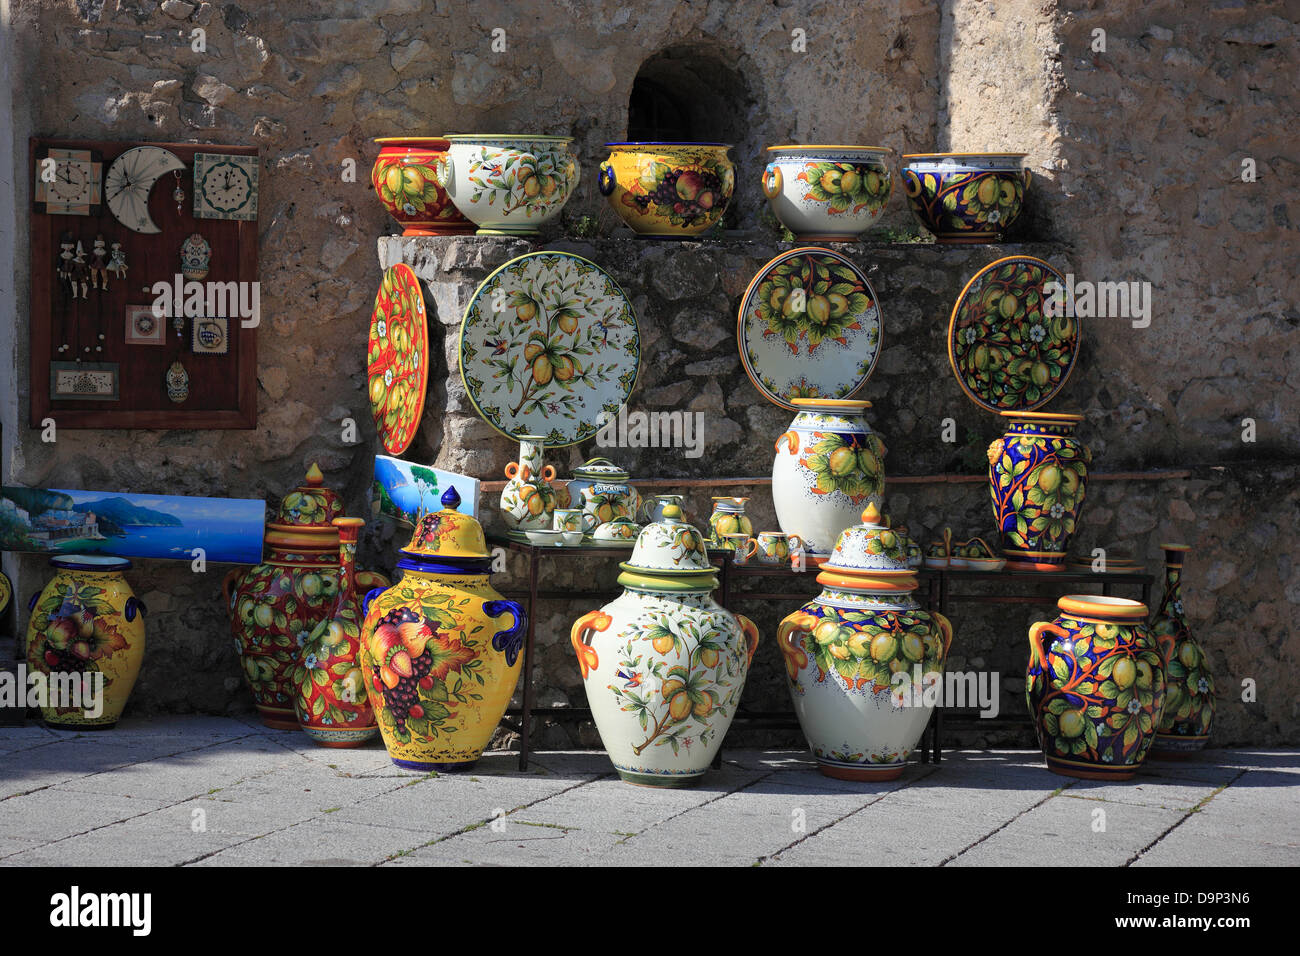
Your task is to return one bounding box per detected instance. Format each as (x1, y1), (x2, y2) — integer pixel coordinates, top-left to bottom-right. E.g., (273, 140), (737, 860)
(598, 142), (734, 237)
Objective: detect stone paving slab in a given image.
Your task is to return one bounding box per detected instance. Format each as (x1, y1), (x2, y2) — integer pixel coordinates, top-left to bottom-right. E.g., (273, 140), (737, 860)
(0, 788), (167, 849)
(192, 818), (433, 866)
(0, 809), (250, 866)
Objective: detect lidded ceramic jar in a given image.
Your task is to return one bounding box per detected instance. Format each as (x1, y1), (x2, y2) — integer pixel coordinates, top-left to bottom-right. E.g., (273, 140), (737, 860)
(359, 488), (526, 772)
(225, 464), (388, 729)
(777, 504), (952, 780)
(772, 398), (887, 558)
(570, 505), (759, 787)
(567, 458), (640, 531)
(1151, 544), (1215, 756)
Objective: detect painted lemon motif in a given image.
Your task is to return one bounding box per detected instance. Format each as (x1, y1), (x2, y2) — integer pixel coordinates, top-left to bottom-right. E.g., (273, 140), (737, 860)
(1059, 709), (1086, 738)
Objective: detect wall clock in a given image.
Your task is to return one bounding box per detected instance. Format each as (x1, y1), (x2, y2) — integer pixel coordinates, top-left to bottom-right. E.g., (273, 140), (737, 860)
(104, 145), (186, 234)
(193, 152), (259, 220)
(33, 147), (103, 216)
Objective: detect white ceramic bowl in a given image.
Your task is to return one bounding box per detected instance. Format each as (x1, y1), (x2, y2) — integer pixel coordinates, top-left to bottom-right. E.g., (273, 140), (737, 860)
(523, 529), (565, 546)
(762, 146), (893, 240)
(437, 135), (578, 235)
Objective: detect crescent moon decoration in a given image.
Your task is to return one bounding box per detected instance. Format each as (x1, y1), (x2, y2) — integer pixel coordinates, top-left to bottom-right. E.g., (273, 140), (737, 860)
(104, 146), (186, 235)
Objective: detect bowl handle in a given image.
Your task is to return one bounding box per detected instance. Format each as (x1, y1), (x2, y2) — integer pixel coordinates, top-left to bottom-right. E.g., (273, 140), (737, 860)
(1024, 167), (1033, 191)
(435, 155), (453, 188)
(902, 168), (922, 198)
(597, 164), (616, 197)
(761, 165), (783, 199)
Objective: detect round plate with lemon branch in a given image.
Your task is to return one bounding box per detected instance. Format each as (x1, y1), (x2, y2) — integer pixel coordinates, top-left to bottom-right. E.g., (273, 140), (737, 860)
(459, 251), (640, 446)
(738, 247), (882, 410)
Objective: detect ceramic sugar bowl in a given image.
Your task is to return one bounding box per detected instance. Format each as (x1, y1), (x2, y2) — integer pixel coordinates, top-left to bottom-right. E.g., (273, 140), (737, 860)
(359, 488), (526, 772)
(777, 504), (953, 781)
(570, 505), (759, 787)
(567, 458), (640, 531)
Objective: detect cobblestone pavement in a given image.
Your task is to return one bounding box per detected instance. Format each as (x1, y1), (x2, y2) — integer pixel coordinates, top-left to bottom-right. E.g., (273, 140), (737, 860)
(1, 718), (1296, 866)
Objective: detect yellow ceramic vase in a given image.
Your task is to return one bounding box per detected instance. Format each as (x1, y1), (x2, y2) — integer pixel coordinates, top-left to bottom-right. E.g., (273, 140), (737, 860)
(598, 143), (734, 237)
(359, 488), (526, 771)
(25, 555), (146, 729)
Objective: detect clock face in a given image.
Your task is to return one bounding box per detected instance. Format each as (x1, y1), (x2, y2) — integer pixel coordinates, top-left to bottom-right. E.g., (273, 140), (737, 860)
(104, 145), (185, 234)
(34, 148), (103, 216)
(193, 153), (259, 221)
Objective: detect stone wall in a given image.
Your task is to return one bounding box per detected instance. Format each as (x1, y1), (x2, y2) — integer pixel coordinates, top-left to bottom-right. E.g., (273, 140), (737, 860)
(2, 1), (1296, 745)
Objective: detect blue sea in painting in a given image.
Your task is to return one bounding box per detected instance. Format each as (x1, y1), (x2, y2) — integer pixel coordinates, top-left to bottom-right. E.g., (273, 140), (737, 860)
(371, 456), (478, 526)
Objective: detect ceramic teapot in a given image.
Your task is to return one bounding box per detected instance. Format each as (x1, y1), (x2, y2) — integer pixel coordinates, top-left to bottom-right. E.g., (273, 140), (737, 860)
(225, 464), (389, 729)
(570, 505), (759, 787)
(777, 504), (952, 780)
(567, 458), (639, 530)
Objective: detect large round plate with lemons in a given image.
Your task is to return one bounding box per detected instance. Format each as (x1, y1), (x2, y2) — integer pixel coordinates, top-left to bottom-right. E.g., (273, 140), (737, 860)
(947, 255), (1079, 413)
(737, 247), (882, 410)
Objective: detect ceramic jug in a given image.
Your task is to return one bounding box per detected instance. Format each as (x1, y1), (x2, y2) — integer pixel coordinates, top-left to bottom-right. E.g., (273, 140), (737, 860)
(707, 497), (753, 547)
(499, 435), (557, 533)
(1151, 544), (1215, 756)
(360, 488), (526, 771)
(26, 555), (147, 729)
(1026, 595), (1173, 780)
(570, 505), (759, 787)
(777, 505), (952, 780)
(772, 399), (886, 557)
(225, 464), (389, 729)
(292, 518), (379, 747)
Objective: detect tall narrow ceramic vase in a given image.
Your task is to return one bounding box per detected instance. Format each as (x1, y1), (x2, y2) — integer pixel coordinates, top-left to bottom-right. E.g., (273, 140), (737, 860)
(1150, 544), (1215, 757)
(499, 435), (557, 533)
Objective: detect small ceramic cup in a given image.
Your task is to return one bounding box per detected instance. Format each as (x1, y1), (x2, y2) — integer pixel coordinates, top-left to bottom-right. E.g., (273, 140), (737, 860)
(553, 508), (596, 535)
(559, 530), (585, 547)
(639, 494), (685, 524)
(723, 534), (757, 565)
(756, 532), (802, 566)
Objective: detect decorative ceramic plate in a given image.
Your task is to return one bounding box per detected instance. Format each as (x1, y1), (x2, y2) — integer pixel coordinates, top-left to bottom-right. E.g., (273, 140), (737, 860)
(459, 251), (640, 446)
(947, 255), (1079, 413)
(0, 570), (10, 615)
(737, 247), (882, 410)
(367, 264), (429, 456)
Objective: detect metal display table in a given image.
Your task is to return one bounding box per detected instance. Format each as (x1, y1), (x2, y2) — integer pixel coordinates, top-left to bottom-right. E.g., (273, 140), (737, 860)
(489, 532), (1153, 771)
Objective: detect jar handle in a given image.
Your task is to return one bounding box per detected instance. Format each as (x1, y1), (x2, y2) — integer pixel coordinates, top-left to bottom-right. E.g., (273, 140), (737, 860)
(125, 596), (147, 622)
(1024, 167), (1033, 192)
(597, 164), (616, 197)
(777, 612), (815, 680)
(933, 611), (953, 660)
(361, 586), (387, 619)
(27, 591), (40, 613)
(902, 167), (922, 198)
(1028, 621), (1070, 673)
(570, 610), (611, 679)
(761, 164), (783, 199)
(539, 465), (556, 482)
(221, 568), (241, 609)
(774, 430), (798, 454)
(737, 614), (761, 669)
(483, 599), (527, 668)
(504, 462), (520, 480)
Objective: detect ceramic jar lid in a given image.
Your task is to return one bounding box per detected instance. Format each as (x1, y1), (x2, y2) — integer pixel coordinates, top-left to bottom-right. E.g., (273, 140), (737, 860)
(619, 505), (717, 587)
(818, 503), (917, 592)
(265, 463), (347, 551)
(572, 458), (629, 482)
(400, 488), (488, 560)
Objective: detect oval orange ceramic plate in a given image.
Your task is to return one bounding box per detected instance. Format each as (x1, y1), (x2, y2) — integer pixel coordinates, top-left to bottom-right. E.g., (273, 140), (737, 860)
(367, 264), (428, 456)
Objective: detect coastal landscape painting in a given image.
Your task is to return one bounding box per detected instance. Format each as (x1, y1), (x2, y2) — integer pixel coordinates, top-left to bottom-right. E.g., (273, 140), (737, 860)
(370, 456), (479, 528)
(0, 487), (265, 564)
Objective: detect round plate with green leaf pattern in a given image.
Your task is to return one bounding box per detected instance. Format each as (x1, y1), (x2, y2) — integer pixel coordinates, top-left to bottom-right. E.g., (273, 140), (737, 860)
(738, 247), (882, 410)
(947, 255), (1079, 413)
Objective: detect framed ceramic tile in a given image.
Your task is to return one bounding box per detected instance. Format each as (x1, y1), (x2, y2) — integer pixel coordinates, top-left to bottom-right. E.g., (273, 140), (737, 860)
(33, 146), (103, 216)
(191, 316), (229, 355)
(192, 152), (259, 221)
(50, 361), (119, 401)
(124, 304), (165, 346)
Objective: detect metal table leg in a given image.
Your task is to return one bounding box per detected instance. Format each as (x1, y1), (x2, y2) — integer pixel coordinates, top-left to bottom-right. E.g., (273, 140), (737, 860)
(517, 549), (540, 771)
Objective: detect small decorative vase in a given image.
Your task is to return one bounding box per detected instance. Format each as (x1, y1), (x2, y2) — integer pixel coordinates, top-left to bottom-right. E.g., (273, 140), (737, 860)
(707, 496), (753, 547)
(360, 489), (526, 771)
(1026, 595), (1173, 780)
(778, 505), (952, 780)
(224, 464), (389, 729)
(599, 142), (735, 237)
(499, 435), (557, 533)
(988, 412), (1090, 571)
(292, 518), (379, 747)
(639, 493), (685, 525)
(25, 556), (147, 729)
(1151, 544), (1215, 757)
(371, 136), (474, 236)
(436, 134), (578, 236)
(900, 152), (1030, 242)
(762, 145), (893, 240)
(570, 505), (759, 787)
(772, 398), (886, 557)
(567, 458), (639, 532)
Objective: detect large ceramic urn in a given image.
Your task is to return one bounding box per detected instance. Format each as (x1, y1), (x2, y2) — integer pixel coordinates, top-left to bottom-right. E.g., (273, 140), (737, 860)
(988, 411), (1090, 571)
(26, 555), (147, 729)
(772, 398), (886, 558)
(359, 488), (527, 771)
(225, 464), (388, 729)
(777, 505), (952, 780)
(1151, 544), (1215, 757)
(570, 505), (759, 787)
(1027, 595), (1173, 780)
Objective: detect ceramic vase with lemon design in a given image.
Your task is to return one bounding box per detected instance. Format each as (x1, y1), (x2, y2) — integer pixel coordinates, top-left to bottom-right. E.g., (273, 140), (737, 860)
(292, 518), (378, 747)
(707, 496), (753, 547)
(571, 506), (759, 786)
(25, 556), (147, 729)
(1026, 595), (1173, 780)
(225, 465), (389, 729)
(778, 506), (952, 780)
(360, 489), (526, 771)
(1151, 544), (1215, 756)
(499, 435), (557, 533)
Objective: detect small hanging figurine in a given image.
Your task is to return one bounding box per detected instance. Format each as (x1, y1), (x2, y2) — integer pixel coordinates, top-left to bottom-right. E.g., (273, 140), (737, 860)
(88, 234), (110, 291)
(173, 169), (185, 216)
(57, 233), (74, 282)
(107, 241), (128, 282)
(69, 241), (90, 300)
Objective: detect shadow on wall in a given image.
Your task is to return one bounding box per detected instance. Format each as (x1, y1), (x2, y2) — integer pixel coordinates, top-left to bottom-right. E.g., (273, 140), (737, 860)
(625, 43), (761, 232)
